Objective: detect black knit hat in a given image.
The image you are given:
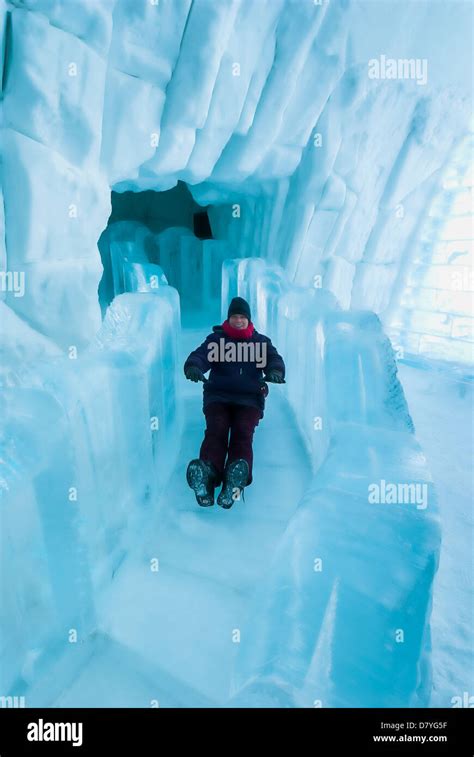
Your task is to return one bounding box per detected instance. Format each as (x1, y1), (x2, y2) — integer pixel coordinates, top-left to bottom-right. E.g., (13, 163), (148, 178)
(227, 296), (251, 321)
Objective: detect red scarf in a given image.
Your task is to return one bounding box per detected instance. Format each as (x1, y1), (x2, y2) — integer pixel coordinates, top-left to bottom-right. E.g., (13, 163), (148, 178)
(222, 319), (255, 340)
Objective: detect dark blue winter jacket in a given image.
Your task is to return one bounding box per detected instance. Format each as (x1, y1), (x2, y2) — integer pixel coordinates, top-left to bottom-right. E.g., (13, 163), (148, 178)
(183, 323), (285, 418)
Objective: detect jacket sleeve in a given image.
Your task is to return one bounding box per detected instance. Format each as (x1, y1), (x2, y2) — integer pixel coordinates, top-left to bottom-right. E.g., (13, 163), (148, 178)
(183, 334), (214, 376)
(264, 338), (286, 379)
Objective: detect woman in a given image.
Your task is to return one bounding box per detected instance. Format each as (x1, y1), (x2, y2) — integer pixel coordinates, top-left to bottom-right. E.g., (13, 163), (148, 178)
(184, 296), (286, 509)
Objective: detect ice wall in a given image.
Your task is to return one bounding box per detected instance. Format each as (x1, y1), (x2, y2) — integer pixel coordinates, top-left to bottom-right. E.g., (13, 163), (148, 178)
(223, 258), (441, 707)
(388, 133), (473, 365)
(0, 283), (183, 694)
(1, 0), (111, 348)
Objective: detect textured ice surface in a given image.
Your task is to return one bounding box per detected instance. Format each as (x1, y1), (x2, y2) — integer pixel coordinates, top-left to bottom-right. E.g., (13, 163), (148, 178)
(1, 285), (183, 696)
(1, 0), (471, 348)
(222, 260), (440, 707)
(1, 259), (447, 707)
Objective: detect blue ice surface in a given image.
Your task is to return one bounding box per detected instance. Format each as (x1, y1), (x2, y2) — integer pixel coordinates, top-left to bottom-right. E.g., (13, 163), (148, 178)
(0, 0), (472, 711)
(1, 250), (449, 708)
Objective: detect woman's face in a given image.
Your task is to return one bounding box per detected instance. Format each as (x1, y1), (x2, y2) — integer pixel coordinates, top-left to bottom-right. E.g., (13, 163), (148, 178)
(229, 313), (249, 329)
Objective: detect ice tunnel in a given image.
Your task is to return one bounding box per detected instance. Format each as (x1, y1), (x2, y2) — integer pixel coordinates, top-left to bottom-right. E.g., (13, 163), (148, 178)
(0, 0), (472, 709)
(97, 182), (215, 315)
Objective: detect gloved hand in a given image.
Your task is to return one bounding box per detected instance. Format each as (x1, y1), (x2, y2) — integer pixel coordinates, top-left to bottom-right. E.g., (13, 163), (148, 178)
(264, 369), (285, 384)
(185, 365), (207, 383)
(259, 379), (269, 398)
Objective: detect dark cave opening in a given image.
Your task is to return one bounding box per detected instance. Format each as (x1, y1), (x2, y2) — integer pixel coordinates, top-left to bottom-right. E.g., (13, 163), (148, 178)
(97, 181), (215, 316)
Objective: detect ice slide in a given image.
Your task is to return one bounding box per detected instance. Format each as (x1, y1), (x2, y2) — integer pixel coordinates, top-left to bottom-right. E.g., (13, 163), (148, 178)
(1, 247), (441, 708)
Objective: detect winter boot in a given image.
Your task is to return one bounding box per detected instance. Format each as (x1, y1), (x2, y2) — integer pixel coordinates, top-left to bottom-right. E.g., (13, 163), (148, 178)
(216, 458), (249, 509)
(186, 459), (219, 507)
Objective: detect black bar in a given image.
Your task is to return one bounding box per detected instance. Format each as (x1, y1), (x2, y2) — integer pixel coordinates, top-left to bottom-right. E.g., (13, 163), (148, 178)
(0, 708), (472, 755)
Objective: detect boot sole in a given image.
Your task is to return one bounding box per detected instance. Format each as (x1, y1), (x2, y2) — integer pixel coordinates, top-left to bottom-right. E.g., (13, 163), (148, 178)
(186, 459), (214, 507)
(217, 460), (249, 509)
